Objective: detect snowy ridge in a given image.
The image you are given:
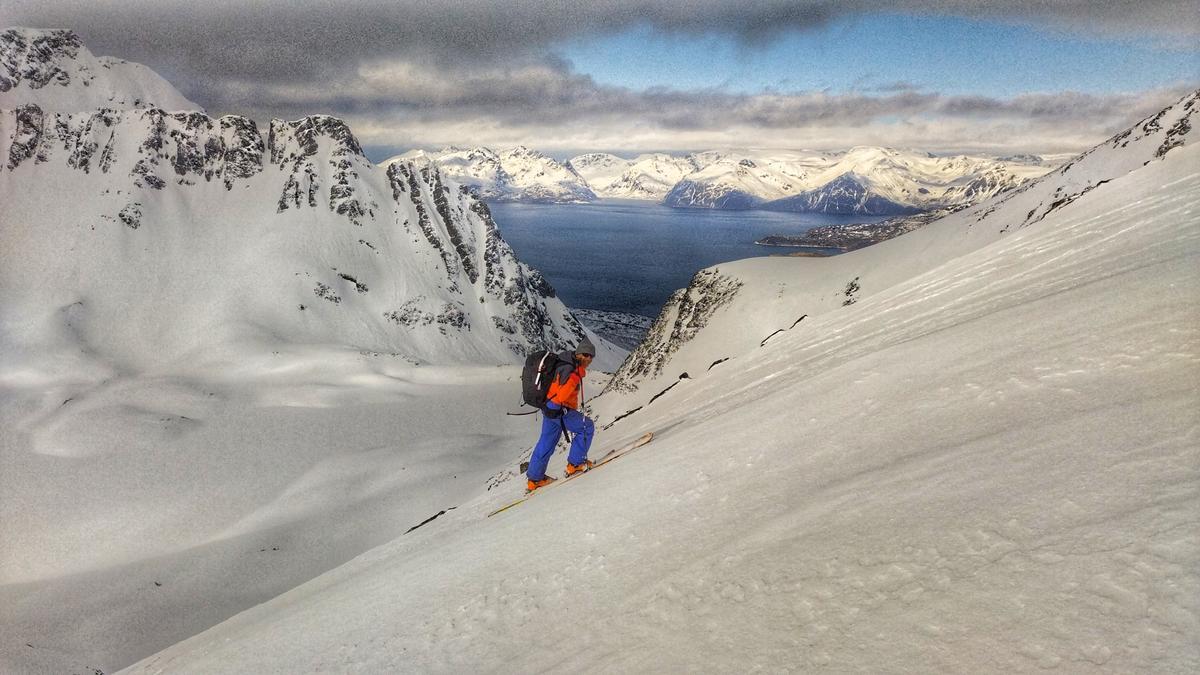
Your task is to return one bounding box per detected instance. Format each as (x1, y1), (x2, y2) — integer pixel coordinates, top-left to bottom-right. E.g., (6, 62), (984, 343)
(0, 28), (199, 112)
(120, 107), (1198, 674)
(387, 145), (595, 203)
(604, 90), (1198, 410)
(0, 103), (625, 371)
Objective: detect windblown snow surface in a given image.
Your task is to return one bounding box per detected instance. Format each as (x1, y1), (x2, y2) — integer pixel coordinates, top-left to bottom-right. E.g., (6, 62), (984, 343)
(114, 103), (1199, 672)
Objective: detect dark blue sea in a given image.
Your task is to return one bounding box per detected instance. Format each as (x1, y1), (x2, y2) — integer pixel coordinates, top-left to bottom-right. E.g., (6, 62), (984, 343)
(488, 200), (884, 318)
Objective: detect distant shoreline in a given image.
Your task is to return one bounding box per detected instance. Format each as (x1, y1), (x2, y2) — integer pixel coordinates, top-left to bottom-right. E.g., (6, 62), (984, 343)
(755, 211), (946, 254)
(757, 241), (844, 257)
(754, 235), (848, 256)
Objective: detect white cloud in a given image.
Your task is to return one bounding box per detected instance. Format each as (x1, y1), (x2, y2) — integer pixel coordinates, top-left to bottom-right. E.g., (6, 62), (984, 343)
(319, 60), (1193, 155)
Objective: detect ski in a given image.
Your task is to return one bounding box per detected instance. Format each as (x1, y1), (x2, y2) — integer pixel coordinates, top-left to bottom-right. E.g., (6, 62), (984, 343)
(487, 432), (654, 518)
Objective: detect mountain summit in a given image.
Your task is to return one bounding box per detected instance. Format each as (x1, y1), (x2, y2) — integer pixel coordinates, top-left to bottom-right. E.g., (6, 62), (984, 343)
(0, 27), (199, 112)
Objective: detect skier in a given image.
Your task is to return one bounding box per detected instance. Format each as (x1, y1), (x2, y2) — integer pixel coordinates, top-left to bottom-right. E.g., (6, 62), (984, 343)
(526, 339), (596, 491)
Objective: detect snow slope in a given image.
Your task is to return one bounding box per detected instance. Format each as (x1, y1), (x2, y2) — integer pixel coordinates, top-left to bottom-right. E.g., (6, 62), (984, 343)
(0, 28), (199, 112)
(0, 358), (551, 673)
(119, 102), (1198, 672)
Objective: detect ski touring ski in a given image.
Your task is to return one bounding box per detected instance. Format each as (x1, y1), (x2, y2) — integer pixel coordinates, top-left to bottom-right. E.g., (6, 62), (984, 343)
(487, 432), (654, 518)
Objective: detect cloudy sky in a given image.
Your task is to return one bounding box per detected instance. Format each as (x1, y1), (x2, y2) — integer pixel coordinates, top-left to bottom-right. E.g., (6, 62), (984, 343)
(4, 0), (1198, 160)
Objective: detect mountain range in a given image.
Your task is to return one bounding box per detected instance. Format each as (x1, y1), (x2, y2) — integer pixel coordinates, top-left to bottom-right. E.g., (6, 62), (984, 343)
(394, 145), (1057, 215)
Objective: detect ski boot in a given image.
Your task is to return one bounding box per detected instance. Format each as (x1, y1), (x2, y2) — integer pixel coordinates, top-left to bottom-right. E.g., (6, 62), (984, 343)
(527, 475), (556, 493)
(564, 459), (594, 477)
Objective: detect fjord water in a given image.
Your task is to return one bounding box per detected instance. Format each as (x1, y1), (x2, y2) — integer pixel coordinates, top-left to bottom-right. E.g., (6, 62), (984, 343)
(489, 200), (883, 317)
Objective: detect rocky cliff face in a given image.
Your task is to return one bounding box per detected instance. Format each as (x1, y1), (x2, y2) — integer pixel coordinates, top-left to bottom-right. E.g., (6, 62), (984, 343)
(663, 179), (762, 210)
(604, 269), (742, 393)
(0, 28), (83, 91)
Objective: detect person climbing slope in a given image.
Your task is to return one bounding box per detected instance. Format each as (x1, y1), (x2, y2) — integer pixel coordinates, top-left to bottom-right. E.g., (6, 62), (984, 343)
(526, 339), (596, 491)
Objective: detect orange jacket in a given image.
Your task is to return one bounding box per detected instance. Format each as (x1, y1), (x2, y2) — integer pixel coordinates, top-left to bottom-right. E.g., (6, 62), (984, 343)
(547, 363), (586, 410)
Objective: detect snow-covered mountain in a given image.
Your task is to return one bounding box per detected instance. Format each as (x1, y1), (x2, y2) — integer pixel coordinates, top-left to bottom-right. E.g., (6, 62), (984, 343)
(568, 151), (699, 200)
(665, 146), (1053, 214)
(563, 152), (629, 189)
(662, 150), (812, 209)
(603, 92), (1197, 411)
(0, 27), (199, 112)
(112, 93), (1198, 674)
(388, 145), (596, 203)
(0, 107), (612, 369)
(0, 29), (625, 374)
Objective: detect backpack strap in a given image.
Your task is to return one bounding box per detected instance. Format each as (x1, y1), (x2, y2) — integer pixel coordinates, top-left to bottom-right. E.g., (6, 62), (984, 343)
(533, 351), (554, 389)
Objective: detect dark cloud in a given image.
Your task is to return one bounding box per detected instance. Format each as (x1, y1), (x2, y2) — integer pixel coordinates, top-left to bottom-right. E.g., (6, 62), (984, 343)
(326, 60), (1191, 154)
(3, 1), (1195, 98)
(1, 1), (1194, 154)
(2, 0), (838, 85)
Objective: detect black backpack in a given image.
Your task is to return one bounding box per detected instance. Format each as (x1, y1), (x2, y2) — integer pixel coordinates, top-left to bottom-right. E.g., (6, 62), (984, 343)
(521, 350), (565, 411)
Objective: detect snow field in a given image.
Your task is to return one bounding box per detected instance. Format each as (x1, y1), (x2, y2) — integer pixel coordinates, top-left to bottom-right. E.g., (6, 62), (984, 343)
(0, 354), (543, 672)
(120, 137), (1198, 673)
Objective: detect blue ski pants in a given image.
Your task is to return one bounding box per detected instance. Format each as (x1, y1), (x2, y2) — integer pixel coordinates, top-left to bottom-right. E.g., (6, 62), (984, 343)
(527, 404), (594, 481)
